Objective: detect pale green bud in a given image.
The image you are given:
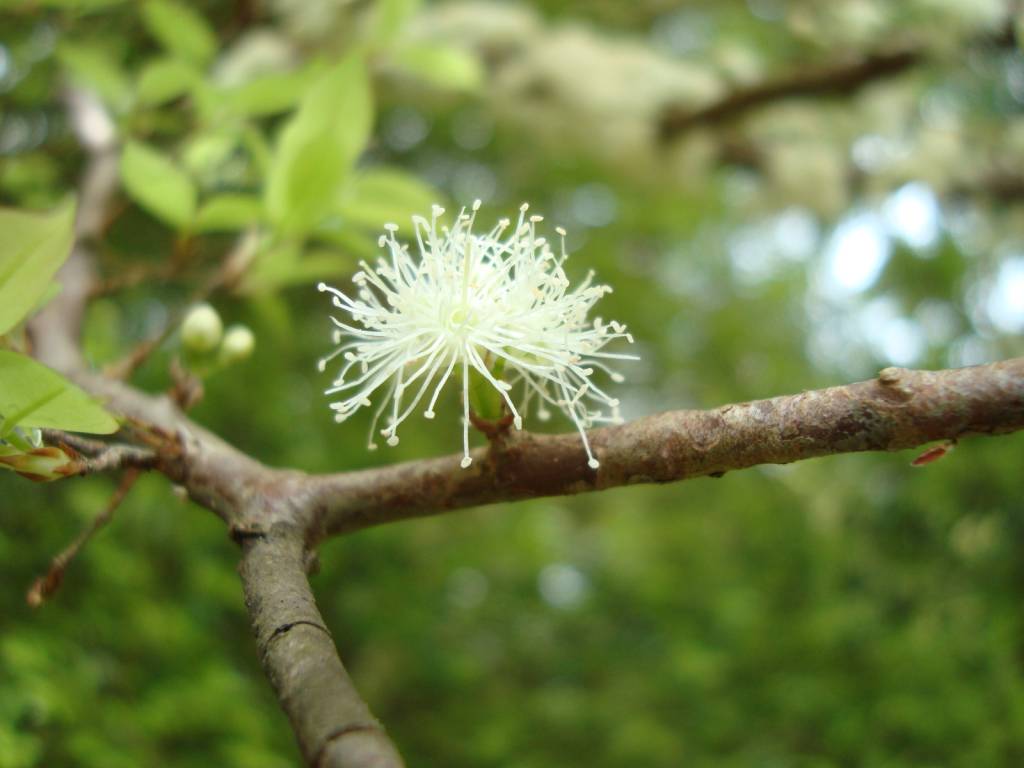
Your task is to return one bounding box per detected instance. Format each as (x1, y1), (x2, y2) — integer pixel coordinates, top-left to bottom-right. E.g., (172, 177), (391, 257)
(220, 324), (255, 363)
(182, 303), (223, 353)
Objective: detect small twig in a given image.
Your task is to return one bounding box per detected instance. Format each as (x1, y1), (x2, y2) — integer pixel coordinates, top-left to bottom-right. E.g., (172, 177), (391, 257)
(169, 357), (204, 410)
(40, 429), (110, 456)
(117, 418), (184, 457)
(78, 444), (158, 474)
(658, 48), (920, 141)
(105, 336), (166, 380)
(87, 262), (179, 299)
(26, 469), (140, 607)
(39, 431), (159, 475)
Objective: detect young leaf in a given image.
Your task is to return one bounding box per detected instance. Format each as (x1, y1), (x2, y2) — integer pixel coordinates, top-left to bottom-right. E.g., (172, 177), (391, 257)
(195, 194), (262, 232)
(337, 167), (442, 230)
(136, 56), (201, 106)
(369, 0), (423, 45)
(311, 223), (380, 261)
(140, 0), (218, 67)
(245, 249), (356, 291)
(241, 239), (300, 293)
(182, 131), (239, 179)
(0, 350), (118, 434)
(57, 41), (133, 113)
(388, 44), (483, 92)
(120, 141), (197, 228)
(0, 200), (76, 335)
(264, 53), (373, 235)
(221, 70), (309, 118)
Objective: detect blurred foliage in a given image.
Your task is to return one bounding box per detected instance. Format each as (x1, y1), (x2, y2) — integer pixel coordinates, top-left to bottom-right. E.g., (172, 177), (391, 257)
(2, 0), (1024, 766)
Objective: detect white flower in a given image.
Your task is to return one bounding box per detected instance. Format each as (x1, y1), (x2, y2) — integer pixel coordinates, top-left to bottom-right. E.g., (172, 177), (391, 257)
(318, 201), (635, 470)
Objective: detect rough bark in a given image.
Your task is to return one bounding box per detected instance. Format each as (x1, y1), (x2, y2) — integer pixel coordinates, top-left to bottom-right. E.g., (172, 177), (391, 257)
(307, 359), (1024, 538)
(240, 525), (405, 768)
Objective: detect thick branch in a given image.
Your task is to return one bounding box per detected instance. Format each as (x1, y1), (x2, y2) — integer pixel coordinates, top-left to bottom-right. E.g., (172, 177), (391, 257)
(308, 359), (1024, 538)
(239, 524), (405, 768)
(658, 48), (920, 141)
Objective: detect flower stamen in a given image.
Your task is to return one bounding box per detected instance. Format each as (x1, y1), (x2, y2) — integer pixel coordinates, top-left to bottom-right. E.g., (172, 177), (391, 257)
(318, 202), (636, 469)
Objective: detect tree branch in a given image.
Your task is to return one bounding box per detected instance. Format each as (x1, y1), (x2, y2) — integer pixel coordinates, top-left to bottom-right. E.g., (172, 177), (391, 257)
(307, 359), (1024, 538)
(24, 83), (1024, 768)
(658, 48), (921, 142)
(657, 15), (1020, 144)
(30, 229), (1024, 764)
(239, 524), (405, 768)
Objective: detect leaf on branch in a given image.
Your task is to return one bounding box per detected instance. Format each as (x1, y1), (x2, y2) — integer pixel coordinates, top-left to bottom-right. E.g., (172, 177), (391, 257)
(135, 56), (202, 106)
(57, 41), (133, 113)
(140, 0), (218, 67)
(369, 0), (423, 45)
(120, 140), (197, 228)
(0, 350), (118, 435)
(387, 44), (484, 92)
(264, 53), (373, 235)
(0, 199), (76, 336)
(337, 166), (444, 231)
(195, 194), (263, 232)
(219, 70), (311, 118)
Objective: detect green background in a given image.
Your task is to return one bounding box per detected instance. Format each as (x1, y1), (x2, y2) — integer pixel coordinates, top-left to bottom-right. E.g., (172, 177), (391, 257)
(2, 1), (1024, 765)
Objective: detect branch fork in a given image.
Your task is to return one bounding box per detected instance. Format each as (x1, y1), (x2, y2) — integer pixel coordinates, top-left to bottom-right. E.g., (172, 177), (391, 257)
(17, 84), (1024, 768)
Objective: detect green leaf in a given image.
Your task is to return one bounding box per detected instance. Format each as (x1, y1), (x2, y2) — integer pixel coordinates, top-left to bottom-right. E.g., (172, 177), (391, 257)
(243, 250), (356, 292)
(311, 223), (381, 261)
(0, 350), (118, 434)
(369, 0), (422, 44)
(195, 194), (262, 232)
(242, 240), (300, 293)
(337, 167), (441, 230)
(136, 56), (201, 106)
(140, 0), (218, 67)
(120, 141), (197, 228)
(221, 70), (309, 118)
(0, 200), (76, 336)
(241, 125), (272, 178)
(264, 53), (373, 235)
(182, 131), (239, 179)
(57, 42), (132, 112)
(388, 44), (483, 92)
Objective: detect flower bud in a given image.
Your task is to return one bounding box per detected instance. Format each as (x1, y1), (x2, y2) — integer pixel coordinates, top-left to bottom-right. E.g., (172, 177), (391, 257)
(181, 303), (223, 353)
(0, 445), (80, 482)
(220, 324), (255, 364)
